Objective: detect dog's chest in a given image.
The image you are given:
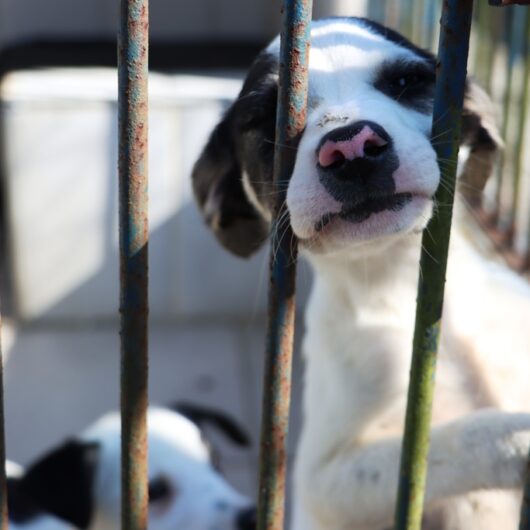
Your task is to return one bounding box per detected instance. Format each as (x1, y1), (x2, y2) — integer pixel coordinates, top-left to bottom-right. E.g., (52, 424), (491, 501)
(299, 233), (493, 446)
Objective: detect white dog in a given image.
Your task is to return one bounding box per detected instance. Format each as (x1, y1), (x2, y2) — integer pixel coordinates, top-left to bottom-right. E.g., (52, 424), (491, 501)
(192, 17), (530, 530)
(7, 405), (256, 530)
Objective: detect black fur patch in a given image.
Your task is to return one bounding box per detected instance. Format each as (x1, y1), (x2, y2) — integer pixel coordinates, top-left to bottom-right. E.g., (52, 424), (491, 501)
(355, 17), (436, 64)
(172, 401), (251, 471)
(192, 51), (279, 257)
(373, 58), (436, 113)
(12, 440), (99, 529)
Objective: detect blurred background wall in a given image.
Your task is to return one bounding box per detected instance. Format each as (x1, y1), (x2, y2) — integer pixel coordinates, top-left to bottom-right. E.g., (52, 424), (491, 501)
(0, 1), (367, 51)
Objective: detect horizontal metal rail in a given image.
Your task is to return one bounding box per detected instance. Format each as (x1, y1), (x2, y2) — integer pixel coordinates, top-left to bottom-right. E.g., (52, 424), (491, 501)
(118, 1), (149, 530)
(256, 1), (312, 529)
(394, 1), (474, 529)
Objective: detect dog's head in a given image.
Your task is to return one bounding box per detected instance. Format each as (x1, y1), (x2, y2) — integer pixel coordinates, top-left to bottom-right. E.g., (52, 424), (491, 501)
(8, 407), (255, 530)
(193, 18), (500, 260)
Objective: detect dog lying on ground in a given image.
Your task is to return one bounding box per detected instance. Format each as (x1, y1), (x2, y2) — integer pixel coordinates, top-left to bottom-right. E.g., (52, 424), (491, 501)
(193, 17), (530, 530)
(7, 405), (256, 530)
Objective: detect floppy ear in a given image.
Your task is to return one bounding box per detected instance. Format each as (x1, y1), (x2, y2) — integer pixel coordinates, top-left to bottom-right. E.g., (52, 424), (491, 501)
(192, 115), (270, 258)
(171, 402), (250, 447)
(458, 79), (503, 204)
(11, 440), (99, 529)
(192, 51), (279, 258)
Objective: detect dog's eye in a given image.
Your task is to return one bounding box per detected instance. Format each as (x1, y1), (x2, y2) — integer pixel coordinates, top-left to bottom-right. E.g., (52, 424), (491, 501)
(391, 74), (421, 91)
(149, 476), (173, 503)
(374, 60), (435, 112)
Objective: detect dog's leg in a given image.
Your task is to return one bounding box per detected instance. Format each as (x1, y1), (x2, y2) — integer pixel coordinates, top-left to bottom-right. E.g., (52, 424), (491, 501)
(294, 409), (530, 530)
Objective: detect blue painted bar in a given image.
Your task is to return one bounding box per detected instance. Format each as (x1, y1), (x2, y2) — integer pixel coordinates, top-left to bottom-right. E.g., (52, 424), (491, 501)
(256, 1), (312, 529)
(394, 1), (474, 529)
(118, 1), (149, 530)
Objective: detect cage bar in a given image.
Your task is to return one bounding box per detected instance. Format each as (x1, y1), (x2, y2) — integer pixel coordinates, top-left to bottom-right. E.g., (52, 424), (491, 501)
(496, 7), (517, 225)
(256, 1), (312, 529)
(394, 1), (474, 529)
(0, 326), (7, 530)
(118, 1), (149, 530)
(509, 7), (530, 240)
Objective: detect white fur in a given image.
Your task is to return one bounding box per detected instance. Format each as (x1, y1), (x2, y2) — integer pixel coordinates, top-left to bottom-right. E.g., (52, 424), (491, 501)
(265, 18), (530, 530)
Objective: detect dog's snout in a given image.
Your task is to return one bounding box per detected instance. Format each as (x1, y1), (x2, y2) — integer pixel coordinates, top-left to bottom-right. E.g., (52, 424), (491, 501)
(317, 121), (390, 170)
(236, 507), (257, 530)
(317, 120), (398, 204)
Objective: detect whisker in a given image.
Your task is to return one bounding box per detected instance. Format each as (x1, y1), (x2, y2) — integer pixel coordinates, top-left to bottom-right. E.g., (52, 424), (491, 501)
(264, 138), (300, 152)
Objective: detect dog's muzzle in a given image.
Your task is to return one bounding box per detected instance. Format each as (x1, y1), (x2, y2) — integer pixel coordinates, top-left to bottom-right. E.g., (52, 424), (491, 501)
(317, 120), (400, 213)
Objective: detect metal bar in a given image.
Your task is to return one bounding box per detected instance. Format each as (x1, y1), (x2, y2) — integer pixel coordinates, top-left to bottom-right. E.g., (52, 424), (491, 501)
(394, 2), (474, 529)
(400, 0), (414, 39)
(495, 8), (517, 224)
(118, 1), (149, 530)
(411, 0), (425, 46)
(0, 321), (7, 530)
(518, 6), (530, 520)
(256, 1), (312, 529)
(423, 0), (438, 51)
(475, 1), (493, 92)
(509, 7), (530, 232)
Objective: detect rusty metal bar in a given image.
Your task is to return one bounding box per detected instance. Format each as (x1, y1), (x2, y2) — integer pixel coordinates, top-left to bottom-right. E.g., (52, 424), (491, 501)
(118, 1), (149, 530)
(394, 1), (474, 529)
(256, 1), (312, 529)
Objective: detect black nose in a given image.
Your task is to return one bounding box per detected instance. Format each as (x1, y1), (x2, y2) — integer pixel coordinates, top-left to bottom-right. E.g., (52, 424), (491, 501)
(317, 120), (398, 204)
(237, 507), (256, 530)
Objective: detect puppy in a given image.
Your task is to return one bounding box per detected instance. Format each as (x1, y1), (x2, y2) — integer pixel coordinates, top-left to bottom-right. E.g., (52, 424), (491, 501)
(8, 405), (256, 530)
(193, 17), (530, 530)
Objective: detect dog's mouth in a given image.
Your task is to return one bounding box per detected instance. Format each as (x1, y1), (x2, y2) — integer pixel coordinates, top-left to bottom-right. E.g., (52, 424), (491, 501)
(315, 192), (413, 232)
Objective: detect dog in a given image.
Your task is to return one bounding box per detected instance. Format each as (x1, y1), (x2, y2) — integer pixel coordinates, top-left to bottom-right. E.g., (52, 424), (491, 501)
(7, 405), (256, 530)
(192, 17), (530, 530)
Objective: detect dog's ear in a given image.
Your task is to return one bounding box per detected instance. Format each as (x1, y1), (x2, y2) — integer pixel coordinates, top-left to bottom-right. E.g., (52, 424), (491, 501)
(171, 402), (251, 447)
(458, 79), (503, 204)
(13, 440), (99, 529)
(192, 52), (279, 258)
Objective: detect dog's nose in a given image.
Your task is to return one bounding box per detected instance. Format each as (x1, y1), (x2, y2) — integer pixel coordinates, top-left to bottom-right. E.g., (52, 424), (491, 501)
(317, 120), (391, 171)
(317, 120), (398, 204)
(236, 506), (256, 530)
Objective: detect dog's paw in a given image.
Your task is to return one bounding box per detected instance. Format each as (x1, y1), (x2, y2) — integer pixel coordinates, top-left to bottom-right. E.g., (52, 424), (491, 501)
(457, 410), (530, 488)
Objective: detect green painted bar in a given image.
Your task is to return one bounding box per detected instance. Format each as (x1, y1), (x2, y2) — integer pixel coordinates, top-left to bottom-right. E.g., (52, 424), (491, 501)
(394, 1), (474, 529)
